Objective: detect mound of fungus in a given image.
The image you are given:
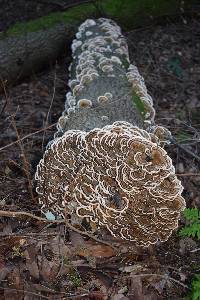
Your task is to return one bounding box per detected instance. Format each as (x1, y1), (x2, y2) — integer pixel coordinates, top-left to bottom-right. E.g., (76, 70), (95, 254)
(35, 121), (185, 247)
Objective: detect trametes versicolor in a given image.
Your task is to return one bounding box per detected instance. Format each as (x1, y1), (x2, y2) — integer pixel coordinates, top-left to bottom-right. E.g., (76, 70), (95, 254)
(35, 19), (185, 247)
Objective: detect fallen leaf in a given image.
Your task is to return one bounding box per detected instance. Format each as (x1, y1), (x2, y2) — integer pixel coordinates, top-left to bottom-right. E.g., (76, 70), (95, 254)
(127, 277), (144, 300)
(4, 288), (23, 300)
(111, 294), (129, 300)
(120, 264), (147, 273)
(38, 256), (59, 281)
(70, 231), (85, 246)
(78, 243), (115, 258)
(150, 278), (167, 294)
(88, 291), (108, 300)
(26, 260), (40, 279)
(127, 276), (158, 300)
(39, 89), (50, 97)
(0, 262), (12, 282)
(50, 236), (71, 257)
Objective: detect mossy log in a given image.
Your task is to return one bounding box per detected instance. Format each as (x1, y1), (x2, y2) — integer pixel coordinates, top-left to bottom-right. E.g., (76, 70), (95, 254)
(35, 18), (186, 247)
(0, 0), (198, 91)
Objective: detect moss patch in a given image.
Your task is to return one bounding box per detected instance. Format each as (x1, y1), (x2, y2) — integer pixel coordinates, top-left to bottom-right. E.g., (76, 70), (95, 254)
(101, 0), (182, 30)
(1, 0), (197, 39)
(3, 3), (95, 38)
(132, 91), (146, 118)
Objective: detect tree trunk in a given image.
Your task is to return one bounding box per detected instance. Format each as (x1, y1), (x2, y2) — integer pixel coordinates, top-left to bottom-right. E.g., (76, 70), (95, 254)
(35, 18), (185, 247)
(0, 23), (75, 88)
(55, 18), (154, 135)
(0, 0), (197, 92)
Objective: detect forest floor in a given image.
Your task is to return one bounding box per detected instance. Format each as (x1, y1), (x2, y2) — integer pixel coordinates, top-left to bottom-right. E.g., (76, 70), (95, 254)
(0, 3), (200, 299)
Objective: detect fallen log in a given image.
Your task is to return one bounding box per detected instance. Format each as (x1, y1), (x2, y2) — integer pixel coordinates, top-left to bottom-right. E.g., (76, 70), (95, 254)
(35, 18), (186, 247)
(0, 0), (198, 91)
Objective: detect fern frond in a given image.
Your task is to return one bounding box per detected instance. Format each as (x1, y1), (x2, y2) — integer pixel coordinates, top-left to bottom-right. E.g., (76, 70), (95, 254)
(179, 208), (200, 240)
(183, 208), (200, 222)
(179, 223), (200, 240)
(191, 274), (200, 300)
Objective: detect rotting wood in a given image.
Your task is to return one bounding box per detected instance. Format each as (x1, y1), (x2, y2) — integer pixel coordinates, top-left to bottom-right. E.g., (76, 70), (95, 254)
(35, 18), (186, 247)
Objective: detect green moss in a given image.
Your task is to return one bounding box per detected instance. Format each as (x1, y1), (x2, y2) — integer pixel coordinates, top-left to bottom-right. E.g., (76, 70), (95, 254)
(132, 91), (145, 118)
(101, 0), (182, 30)
(1, 0), (197, 39)
(121, 55), (130, 69)
(4, 3), (95, 37)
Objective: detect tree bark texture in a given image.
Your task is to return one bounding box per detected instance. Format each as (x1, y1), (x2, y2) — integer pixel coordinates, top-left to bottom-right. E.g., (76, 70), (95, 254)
(35, 18), (185, 247)
(0, 23), (75, 88)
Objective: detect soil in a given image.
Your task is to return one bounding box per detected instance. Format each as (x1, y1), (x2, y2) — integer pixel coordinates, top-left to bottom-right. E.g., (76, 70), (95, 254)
(0, 3), (200, 300)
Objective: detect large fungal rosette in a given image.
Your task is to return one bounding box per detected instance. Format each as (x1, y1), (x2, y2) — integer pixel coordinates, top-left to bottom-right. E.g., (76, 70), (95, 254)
(35, 121), (185, 247)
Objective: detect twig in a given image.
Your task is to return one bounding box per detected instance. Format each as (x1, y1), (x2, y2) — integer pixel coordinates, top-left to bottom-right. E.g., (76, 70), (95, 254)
(0, 209), (117, 250)
(130, 273), (189, 289)
(0, 77), (9, 115)
(0, 286), (91, 299)
(42, 65), (57, 150)
(10, 115), (35, 201)
(0, 123), (56, 152)
(0, 287), (50, 299)
(190, 247), (200, 253)
(170, 137), (200, 163)
(176, 173), (200, 177)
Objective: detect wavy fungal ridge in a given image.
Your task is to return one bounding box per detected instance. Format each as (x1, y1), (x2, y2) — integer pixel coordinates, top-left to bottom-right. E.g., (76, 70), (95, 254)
(35, 121), (185, 247)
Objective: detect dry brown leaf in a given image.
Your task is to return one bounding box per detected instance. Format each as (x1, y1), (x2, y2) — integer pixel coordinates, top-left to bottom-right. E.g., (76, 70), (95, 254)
(127, 276), (158, 300)
(120, 264), (147, 273)
(4, 288), (23, 300)
(111, 294), (129, 300)
(0, 262), (12, 282)
(78, 243), (115, 258)
(39, 90), (50, 97)
(70, 231), (85, 246)
(127, 277), (144, 300)
(38, 256), (59, 282)
(150, 278), (167, 294)
(50, 236), (71, 257)
(88, 291), (108, 300)
(26, 260), (40, 279)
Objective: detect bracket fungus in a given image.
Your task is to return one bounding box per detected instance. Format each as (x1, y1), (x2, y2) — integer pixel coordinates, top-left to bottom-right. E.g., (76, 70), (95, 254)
(35, 18), (186, 247)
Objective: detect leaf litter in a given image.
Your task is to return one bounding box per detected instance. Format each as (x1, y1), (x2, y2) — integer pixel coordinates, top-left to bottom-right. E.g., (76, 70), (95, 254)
(0, 16), (200, 299)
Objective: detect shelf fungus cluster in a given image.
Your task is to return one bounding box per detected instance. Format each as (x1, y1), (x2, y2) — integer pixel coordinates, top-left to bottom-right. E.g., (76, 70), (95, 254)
(35, 18), (186, 246)
(55, 18), (155, 137)
(36, 121), (185, 247)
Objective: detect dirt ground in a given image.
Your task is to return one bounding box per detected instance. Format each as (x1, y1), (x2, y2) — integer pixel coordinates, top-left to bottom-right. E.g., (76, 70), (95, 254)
(0, 4), (200, 300)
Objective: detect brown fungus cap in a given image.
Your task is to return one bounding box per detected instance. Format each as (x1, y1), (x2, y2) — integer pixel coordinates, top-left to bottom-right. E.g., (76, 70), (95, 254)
(35, 121), (185, 247)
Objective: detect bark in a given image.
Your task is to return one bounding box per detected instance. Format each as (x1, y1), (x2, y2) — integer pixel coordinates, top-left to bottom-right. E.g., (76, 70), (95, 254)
(0, 23), (75, 88)
(55, 18), (152, 135)
(35, 18), (186, 246)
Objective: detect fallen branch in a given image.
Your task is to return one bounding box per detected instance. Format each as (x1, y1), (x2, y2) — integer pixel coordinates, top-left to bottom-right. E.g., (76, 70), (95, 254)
(0, 209), (117, 250)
